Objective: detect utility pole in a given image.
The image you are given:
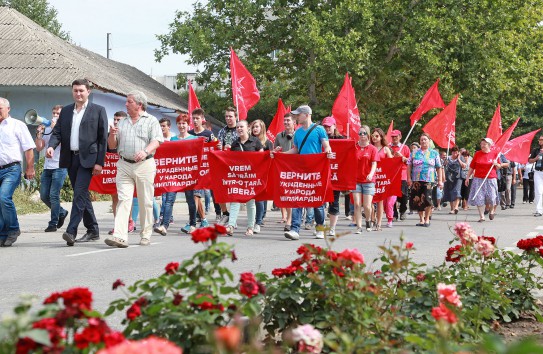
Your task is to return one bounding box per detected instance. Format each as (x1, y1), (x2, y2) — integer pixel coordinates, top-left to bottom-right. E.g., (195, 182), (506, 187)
(106, 33), (111, 59)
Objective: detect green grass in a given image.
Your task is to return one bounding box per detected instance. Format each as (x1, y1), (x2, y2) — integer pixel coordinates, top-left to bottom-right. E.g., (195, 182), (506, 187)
(12, 188), (49, 215)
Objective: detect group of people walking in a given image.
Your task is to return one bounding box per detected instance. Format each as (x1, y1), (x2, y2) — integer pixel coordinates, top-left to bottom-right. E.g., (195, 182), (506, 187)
(0, 79), (541, 247)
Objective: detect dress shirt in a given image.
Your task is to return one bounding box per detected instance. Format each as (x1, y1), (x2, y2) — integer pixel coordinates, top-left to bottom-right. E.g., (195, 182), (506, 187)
(70, 102), (87, 151)
(0, 117), (36, 165)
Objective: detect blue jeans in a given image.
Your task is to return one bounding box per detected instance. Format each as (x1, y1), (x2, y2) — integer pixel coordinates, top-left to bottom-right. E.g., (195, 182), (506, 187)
(131, 197), (159, 223)
(291, 205), (324, 233)
(160, 192), (177, 228)
(184, 190), (197, 227)
(204, 189), (211, 213)
(40, 168), (68, 227)
(0, 163), (22, 239)
(255, 201), (266, 225)
(304, 207), (314, 224)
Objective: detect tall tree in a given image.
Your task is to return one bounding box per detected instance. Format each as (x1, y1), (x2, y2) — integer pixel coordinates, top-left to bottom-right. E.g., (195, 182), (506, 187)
(157, 0), (543, 149)
(1, 0), (70, 40)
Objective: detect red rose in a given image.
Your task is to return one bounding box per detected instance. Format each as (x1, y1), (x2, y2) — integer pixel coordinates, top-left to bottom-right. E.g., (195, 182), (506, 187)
(43, 292), (62, 305)
(126, 303), (141, 321)
(173, 293), (184, 306)
(478, 236), (496, 245)
(517, 236), (543, 251)
(257, 282), (266, 295)
(112, 279), (125, 290)
(74, 325), (102, 349)
(240, 280), (259, 298)
(61, 287), (93, 314)
(416, 273), (426, 282)
(406, 242), (414, 249)
(338, 249), (365, 265)
(135, 297), (148, 306)
(332, 267), (345, 277)
(214, 224), (228, 235)
(431, 303), (458, 324)
(199, 301), (214, 310)
(103, 331), (125, 348)
(165, 262), (180, 275)
(191, 227), (217, 243)
(446, 245), (463, 263)
(16, 337), (39, 354)
(326, 250), (338, 261)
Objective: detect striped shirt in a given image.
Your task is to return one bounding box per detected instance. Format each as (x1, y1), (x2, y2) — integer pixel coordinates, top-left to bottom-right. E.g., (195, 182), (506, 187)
(116, 112), (163, 159)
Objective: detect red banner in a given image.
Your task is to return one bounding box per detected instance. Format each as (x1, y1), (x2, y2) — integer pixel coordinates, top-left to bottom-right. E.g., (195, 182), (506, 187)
(153, 139), (204, 195)
(272, 153), (333, 208)
(208, 151), (272, 203)
(89, 153), (119, 194)
(193, 140), (219, 190)
(328, 140), (357, 190)
(373, 157), (403, 202)
(332, 73), (361, 140)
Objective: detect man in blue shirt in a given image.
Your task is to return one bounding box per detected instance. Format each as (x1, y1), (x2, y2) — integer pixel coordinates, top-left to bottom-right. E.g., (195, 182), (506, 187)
(282, 105), (332, 241)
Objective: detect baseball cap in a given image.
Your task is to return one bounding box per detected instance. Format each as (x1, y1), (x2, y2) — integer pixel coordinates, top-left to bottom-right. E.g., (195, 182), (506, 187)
(391, 129), (401, 137)
(481, 137), (494, 145)
(291, 105), (312, 115)
(322, 116), (336, 126)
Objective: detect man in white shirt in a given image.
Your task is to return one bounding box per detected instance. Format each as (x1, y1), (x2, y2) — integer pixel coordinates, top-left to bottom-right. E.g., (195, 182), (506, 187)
(0, 97), (36, 247)
(35, 105), (68, 233)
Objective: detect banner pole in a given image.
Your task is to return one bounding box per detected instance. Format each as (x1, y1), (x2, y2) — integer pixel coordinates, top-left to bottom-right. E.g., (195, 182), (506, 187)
(399, 121), (417, 151)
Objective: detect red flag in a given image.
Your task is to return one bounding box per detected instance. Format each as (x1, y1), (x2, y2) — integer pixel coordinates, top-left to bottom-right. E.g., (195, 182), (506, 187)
(266, 98), (288, 143)
(410, 79), (446, 126)
(188, 80), (201, 129)
(486, 103), (502, 142)
(493, 117), (521, 153)
(332, 73), (361, 139)
(385, 120), (394, 143)
(230, 48), (260, 120)
(503, 129), (541, 164)
(422, 95), (458, 149)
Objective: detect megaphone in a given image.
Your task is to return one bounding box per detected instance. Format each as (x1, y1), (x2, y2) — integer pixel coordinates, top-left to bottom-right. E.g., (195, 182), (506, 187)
(24, 109), (51, 127)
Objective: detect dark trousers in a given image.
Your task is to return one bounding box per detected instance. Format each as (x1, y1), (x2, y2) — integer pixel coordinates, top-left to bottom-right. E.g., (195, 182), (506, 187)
(184, 190), (197, 226)
(523, 178), (535, 202)
(66, 154), (98, 236)
(393, 180), (409, 217)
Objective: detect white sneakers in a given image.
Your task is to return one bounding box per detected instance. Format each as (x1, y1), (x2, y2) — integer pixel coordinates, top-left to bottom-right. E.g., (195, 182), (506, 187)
(254, 224), (261, 234)
(284, 230), (300, 240)
(315, 230), (324, 239)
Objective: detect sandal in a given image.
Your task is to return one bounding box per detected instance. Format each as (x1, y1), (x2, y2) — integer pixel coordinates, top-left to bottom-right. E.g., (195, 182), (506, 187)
(454, 209), (459, 214)
(245, 228), (254, 236)
(277, 219), (287, 223)
(478, 218), (485, 223)
(226, 226), (234, 236)
(373, 225), (382, 231)
(489, 213), (495, 220)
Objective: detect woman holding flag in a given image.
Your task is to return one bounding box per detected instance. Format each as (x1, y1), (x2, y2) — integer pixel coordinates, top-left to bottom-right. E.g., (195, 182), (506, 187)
(370, 128), (393, 230)
(465, 138), (502, 222)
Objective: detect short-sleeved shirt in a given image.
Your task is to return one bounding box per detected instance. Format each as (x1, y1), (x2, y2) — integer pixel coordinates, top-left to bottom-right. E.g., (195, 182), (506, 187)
(470, 150), (499, 179)
(0, 117), (36, 165)
(408, 148), (442, 183)
(42, 126), (61, 169)
(217, 126), (238, 148)
(530, 147), (543, 171)
(274, 130), (294, 151)
(230, 136), (263, 152)
(116, 112), (163, 159)
(389, 143), (410, 180)
(170, 134), (198, 141)
(355, 143), (380, 183)
(188, 129), (216, 142)
(293, 124), (328, 155)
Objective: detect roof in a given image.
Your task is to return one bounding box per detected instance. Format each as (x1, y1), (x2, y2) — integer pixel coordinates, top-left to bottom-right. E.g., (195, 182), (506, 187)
(0, 7), (187, 111)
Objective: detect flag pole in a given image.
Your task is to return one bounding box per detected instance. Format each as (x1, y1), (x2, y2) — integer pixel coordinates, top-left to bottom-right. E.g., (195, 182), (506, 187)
(399, 121), (418, 151)
(446, 134), (451, 157)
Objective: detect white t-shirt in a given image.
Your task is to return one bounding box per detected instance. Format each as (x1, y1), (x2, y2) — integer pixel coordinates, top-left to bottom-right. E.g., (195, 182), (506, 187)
(42, 126), (61, 169)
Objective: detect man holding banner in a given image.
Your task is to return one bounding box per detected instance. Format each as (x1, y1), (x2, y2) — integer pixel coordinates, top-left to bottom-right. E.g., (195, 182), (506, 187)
(281, 105), (332, 241)
(105, 91), (163, 248)
(274, 113), (296, 229)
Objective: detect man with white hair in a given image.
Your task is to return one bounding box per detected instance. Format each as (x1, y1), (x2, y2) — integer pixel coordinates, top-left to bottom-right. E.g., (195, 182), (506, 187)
(105, 91), (163, 247)
(0, 97), (36, 247)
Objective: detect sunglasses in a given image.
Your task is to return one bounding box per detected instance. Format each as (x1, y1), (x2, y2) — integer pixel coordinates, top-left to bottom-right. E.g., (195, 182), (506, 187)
(359, 131), (368, 136)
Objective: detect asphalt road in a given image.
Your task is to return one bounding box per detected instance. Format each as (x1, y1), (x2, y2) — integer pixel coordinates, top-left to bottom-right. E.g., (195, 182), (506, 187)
(2, 196), (541, 326)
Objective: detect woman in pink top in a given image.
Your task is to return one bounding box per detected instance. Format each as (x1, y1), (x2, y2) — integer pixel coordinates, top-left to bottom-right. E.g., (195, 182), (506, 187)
(370, 128), (393, 231)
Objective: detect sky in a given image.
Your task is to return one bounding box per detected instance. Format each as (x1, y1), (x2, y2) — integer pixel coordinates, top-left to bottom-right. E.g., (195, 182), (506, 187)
(48, 0), (200, 76)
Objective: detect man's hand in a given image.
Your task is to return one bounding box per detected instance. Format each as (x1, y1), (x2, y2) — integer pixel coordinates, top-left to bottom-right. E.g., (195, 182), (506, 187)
(45, 147), (54, 158)
(92, 164), (103, 176)
(134, 150), (148, 162)
(25, 166), (35, 180)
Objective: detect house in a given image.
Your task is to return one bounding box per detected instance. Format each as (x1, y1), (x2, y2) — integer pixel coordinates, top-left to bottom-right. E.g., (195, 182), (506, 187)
(0, 7), (224, 136)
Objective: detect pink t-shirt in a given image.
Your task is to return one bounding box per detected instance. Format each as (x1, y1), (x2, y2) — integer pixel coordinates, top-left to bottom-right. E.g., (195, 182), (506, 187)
(356, 143), (380, 183)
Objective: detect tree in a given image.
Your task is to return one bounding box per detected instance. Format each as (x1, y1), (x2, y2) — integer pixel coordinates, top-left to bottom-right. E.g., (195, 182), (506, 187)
(1, 0), (70, 40)
(156, 0), (543, 149)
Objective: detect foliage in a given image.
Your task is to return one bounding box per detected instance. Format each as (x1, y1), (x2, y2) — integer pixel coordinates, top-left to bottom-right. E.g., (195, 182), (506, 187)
(4, 223), (543, 353)
(157, 0), (543, 149)
(105, 225), (264, 352)
(0, 0), (70, 40)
